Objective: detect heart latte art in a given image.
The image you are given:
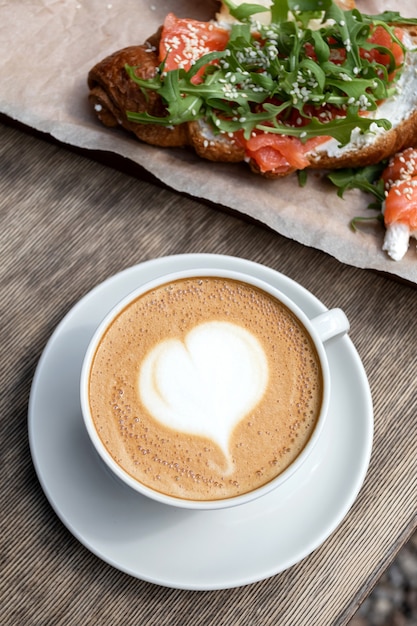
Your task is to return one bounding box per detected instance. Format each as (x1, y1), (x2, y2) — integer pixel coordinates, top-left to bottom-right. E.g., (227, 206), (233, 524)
(139, 321), (268, 465)
(88, 277), (323, 501)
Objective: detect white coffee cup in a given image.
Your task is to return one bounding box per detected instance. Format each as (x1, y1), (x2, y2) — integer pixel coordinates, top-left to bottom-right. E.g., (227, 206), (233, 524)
(80, 267), (349, 510)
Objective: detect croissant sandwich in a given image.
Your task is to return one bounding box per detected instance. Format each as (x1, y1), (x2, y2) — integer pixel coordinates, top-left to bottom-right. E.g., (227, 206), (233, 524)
(88, 0), (417, 179)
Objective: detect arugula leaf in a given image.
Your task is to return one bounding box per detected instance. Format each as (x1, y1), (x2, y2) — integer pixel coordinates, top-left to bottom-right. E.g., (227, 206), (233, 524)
(327, 163), (387, 230)
(349, 214), (384, 231)
(367, 11), (417, 26)
(297, 169), (308, 187)
(221, 0), (269, 21)
(327, 163), (386, 200)
(270, 0), (289, 24)
(257, 109), (391, 146)
(289, 0), (332, 10)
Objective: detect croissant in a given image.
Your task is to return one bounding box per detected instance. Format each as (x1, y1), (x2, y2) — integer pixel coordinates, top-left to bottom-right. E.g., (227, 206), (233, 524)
(88, 3), (417, 178)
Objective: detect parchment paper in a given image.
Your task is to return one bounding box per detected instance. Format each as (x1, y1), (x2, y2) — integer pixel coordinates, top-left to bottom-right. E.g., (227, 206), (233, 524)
(1, 0), (417, 282)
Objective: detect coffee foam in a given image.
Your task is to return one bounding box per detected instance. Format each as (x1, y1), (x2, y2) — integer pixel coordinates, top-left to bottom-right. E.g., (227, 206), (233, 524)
(88, 277), (323, 501)
(139, 320), (268, 467)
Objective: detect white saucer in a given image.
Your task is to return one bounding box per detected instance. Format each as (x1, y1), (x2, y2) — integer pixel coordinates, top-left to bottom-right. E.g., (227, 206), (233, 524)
(28, 254), (373, 590)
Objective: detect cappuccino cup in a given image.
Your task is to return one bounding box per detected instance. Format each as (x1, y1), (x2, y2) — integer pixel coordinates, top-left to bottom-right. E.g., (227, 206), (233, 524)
(80, 267), (349, 510)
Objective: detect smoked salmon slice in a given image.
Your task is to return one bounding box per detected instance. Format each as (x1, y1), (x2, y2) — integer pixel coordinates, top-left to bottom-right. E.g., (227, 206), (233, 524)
(243, 134), (329, 175)
(159, 13), (229, 82)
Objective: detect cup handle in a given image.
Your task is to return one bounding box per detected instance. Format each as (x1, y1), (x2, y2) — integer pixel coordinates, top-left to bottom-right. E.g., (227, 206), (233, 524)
(310, 308), (350, 343)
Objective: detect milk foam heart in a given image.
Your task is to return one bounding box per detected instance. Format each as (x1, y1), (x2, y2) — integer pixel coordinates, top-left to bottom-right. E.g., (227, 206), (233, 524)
(139, 321), (269, 461)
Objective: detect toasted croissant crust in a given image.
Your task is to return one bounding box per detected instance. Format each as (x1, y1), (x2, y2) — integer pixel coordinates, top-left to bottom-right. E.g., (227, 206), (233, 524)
(188, 120), (245, 163)
(88, 33), (244, 162)
(88, 34), (188, 148)
(87, 20), (417, 178)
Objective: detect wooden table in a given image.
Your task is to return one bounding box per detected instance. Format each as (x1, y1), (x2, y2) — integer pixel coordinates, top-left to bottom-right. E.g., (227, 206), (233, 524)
(1, 118), (416, 626)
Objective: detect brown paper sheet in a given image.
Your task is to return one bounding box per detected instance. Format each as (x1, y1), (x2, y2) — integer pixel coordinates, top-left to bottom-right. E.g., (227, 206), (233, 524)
(1, 0), (417, 282)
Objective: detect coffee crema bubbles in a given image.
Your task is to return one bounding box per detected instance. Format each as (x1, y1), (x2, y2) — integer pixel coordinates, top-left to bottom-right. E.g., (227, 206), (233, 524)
(88, 277), (323, 501)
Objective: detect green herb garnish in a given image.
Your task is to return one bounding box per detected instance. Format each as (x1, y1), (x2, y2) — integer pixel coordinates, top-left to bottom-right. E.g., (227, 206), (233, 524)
(327, 163), (387, 229)
(126, 1), (416, 147)
(297, 169), (308, 187)
(327, 163), (386, 200)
